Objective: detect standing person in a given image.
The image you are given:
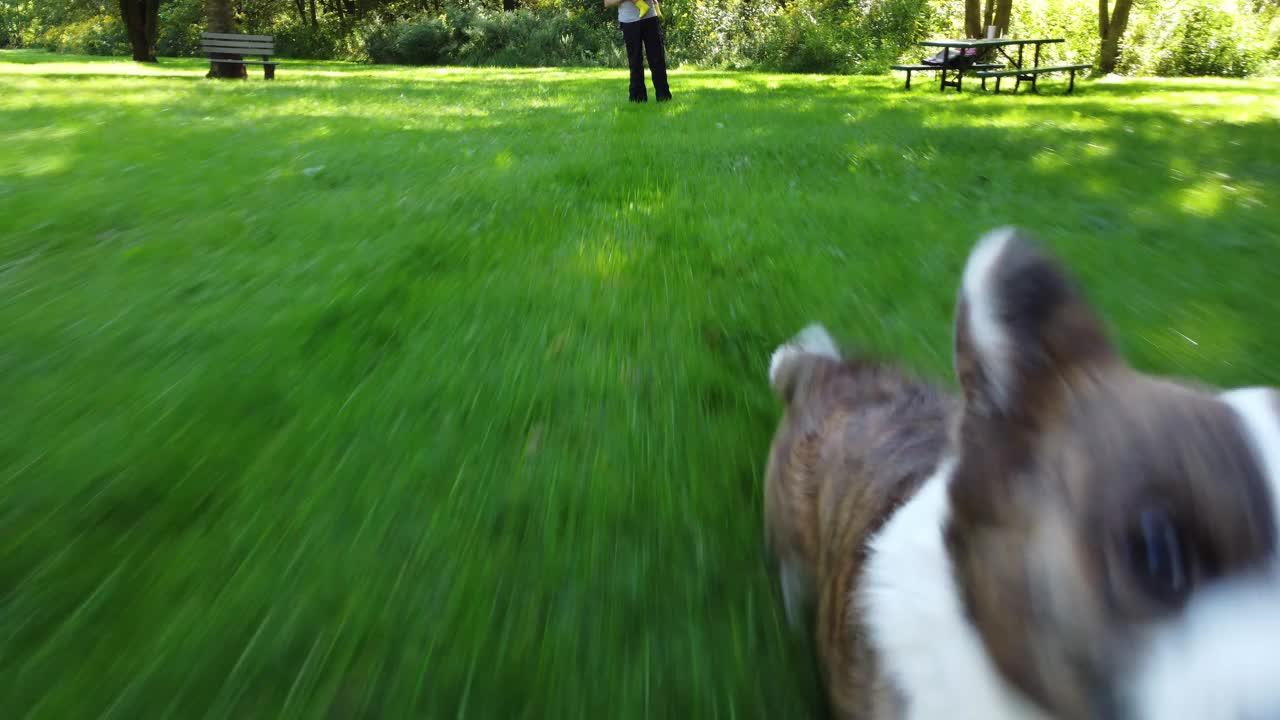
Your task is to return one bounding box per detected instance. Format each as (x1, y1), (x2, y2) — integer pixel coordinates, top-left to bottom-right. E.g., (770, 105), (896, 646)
(604, 0), (672, 103)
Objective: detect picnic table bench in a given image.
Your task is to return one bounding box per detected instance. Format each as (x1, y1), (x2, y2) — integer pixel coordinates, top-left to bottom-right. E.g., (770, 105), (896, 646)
(974, 63), (1092, 94)
(895, 37), (1089, 94)
(201, 32), (278, 80)
(889, 62), (1004, 91)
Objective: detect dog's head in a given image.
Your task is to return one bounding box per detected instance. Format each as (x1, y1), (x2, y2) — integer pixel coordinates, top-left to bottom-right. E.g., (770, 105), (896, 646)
(944, 228), (1280, 720)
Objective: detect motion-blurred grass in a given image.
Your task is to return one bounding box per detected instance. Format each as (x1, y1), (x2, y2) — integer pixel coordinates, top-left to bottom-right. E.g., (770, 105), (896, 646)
(1, 49), (1278, 718)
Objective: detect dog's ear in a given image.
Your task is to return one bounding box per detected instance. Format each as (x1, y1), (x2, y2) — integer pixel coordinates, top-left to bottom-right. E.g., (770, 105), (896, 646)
(953, 227), (1118, 427)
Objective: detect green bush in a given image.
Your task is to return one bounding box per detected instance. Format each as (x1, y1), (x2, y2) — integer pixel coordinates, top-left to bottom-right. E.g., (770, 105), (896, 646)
(1007, 0), (1097, 67)
(39, 14), (128, 56)
(363, 6), (620, 68)
(9, 0), (1278, 75)
(156, 0), (205, 57)
(0, 0), (60, 48)
(663, 0), (764, 68)
(274, 19), (354, 59)
(395, 15), (454, 64)
(1117, 0), (1269, 76)
(1, 1), (33, 47)
(361, 19), (401, 64)
(752, 7), (853, 74)
(1155, 0), (1263, 76)
(853, 0), (937, 70)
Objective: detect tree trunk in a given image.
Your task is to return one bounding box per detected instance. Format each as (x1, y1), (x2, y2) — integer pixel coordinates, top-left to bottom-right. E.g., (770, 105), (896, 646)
(118, 0), (159, 61)
(1097, 0), (1135, 74)
(993, 0), (1013, 37)
(295, 0), (307, 24)
(983, 0), (994, 29)
(206, 0), (247, 79)
(309, 0), (318, 26)
(503, 0), (517, 10)
(964, 0), (983, 38)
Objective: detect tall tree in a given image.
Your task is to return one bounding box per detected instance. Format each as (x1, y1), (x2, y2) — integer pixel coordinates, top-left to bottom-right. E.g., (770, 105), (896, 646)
(118, 0), (159, 61)
(978, 0), (1013, 37)
(992, 0), (1012, 37)
(206, 0), (247, 79)
(1097, 0), (1134, 74)
(964, 0), (982, 38)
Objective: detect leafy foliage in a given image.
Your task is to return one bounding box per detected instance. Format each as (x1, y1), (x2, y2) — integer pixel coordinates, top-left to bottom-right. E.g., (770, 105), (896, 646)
(38, 13), (129, 55)
(2, 0), (1278, 75)
(1146, 0), (1269, 76)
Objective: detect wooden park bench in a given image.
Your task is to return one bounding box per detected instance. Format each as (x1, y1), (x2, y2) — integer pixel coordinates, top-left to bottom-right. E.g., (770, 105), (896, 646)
(201, 32), (278, 80)
(891, 62), (1003, 91)
(973, 64), (1092, 94)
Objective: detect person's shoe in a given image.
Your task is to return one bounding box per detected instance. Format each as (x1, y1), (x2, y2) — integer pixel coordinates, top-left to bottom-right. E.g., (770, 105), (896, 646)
(630, 96), (648, 103)
(656, 95), (672, 102)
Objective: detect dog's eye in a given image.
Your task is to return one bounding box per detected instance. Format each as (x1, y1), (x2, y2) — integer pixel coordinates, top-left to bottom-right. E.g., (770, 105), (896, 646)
(1127, 506), (1194, 607)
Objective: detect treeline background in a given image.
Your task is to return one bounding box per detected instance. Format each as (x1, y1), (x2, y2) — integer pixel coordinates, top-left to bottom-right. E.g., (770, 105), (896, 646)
(3, 0), (1278, 76)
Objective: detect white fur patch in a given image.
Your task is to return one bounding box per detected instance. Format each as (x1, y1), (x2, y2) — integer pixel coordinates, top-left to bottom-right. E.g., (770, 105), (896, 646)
(1222, 387), (1280, 547)
(961, 228), (1018, 411)
(1130, 388), (1280, 719)
(863, 459), (1049, 720)
(1132, 573), (1280, 719)
(768, 323), (840, 388)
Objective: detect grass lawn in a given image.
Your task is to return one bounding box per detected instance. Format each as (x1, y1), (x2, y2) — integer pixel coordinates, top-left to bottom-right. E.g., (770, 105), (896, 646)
(1, 49), (1278, 718)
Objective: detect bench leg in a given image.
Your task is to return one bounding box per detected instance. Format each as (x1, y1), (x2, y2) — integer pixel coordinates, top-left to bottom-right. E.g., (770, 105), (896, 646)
(1030, 45), (1041, 93)
(1067, 68), (1076, 94)
(264, 60), (275, 80)
(904, 70), (911, 90)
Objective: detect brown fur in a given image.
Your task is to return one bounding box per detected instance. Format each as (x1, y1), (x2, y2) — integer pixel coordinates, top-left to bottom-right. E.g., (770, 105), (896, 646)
(945, 235), (1276, 719)
(765, 352), (956, 718)
(947, 370), (1276, 718)
(765, 229), (1279, 720)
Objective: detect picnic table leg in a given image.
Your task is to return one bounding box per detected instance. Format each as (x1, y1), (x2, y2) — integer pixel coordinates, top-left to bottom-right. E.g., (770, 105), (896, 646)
(904, 69), (912, 90)
(1031, 43), (1042, 93)
(1067, 68), (1076, 94)
(940, 47), (950, 92)
(1014, 44), (1025, 93)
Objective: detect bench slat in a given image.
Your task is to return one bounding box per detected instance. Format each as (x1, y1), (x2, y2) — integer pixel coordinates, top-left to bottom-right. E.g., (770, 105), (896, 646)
(974, 64), (1090, 78)
(202, 44), (276, 55)
(201, 40), (275, 49)
(200, 38), (273, 46)
(201, 31), (273, 42)
(892, 63), (1002, 71)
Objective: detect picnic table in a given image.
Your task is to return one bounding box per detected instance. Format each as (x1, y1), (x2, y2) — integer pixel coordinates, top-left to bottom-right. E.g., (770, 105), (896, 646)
(893, 37), (1090, 94)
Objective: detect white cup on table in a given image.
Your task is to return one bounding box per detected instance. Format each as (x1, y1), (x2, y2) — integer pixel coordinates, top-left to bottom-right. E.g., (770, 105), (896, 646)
(987, 25), (998, 39)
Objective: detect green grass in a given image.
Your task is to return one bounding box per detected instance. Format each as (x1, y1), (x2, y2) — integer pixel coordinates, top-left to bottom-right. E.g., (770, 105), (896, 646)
(2, 48), (1278, 718)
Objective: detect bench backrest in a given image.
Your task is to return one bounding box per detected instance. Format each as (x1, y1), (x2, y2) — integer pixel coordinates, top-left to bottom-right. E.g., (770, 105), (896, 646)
(200, 32), (275, 56)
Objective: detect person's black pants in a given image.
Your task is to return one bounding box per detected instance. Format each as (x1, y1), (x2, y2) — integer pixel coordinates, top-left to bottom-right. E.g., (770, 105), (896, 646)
(621, 17), (671, 102)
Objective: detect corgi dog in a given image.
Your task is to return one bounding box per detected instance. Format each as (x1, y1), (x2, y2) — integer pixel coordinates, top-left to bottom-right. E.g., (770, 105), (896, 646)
(765, 228), (1280, 720)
